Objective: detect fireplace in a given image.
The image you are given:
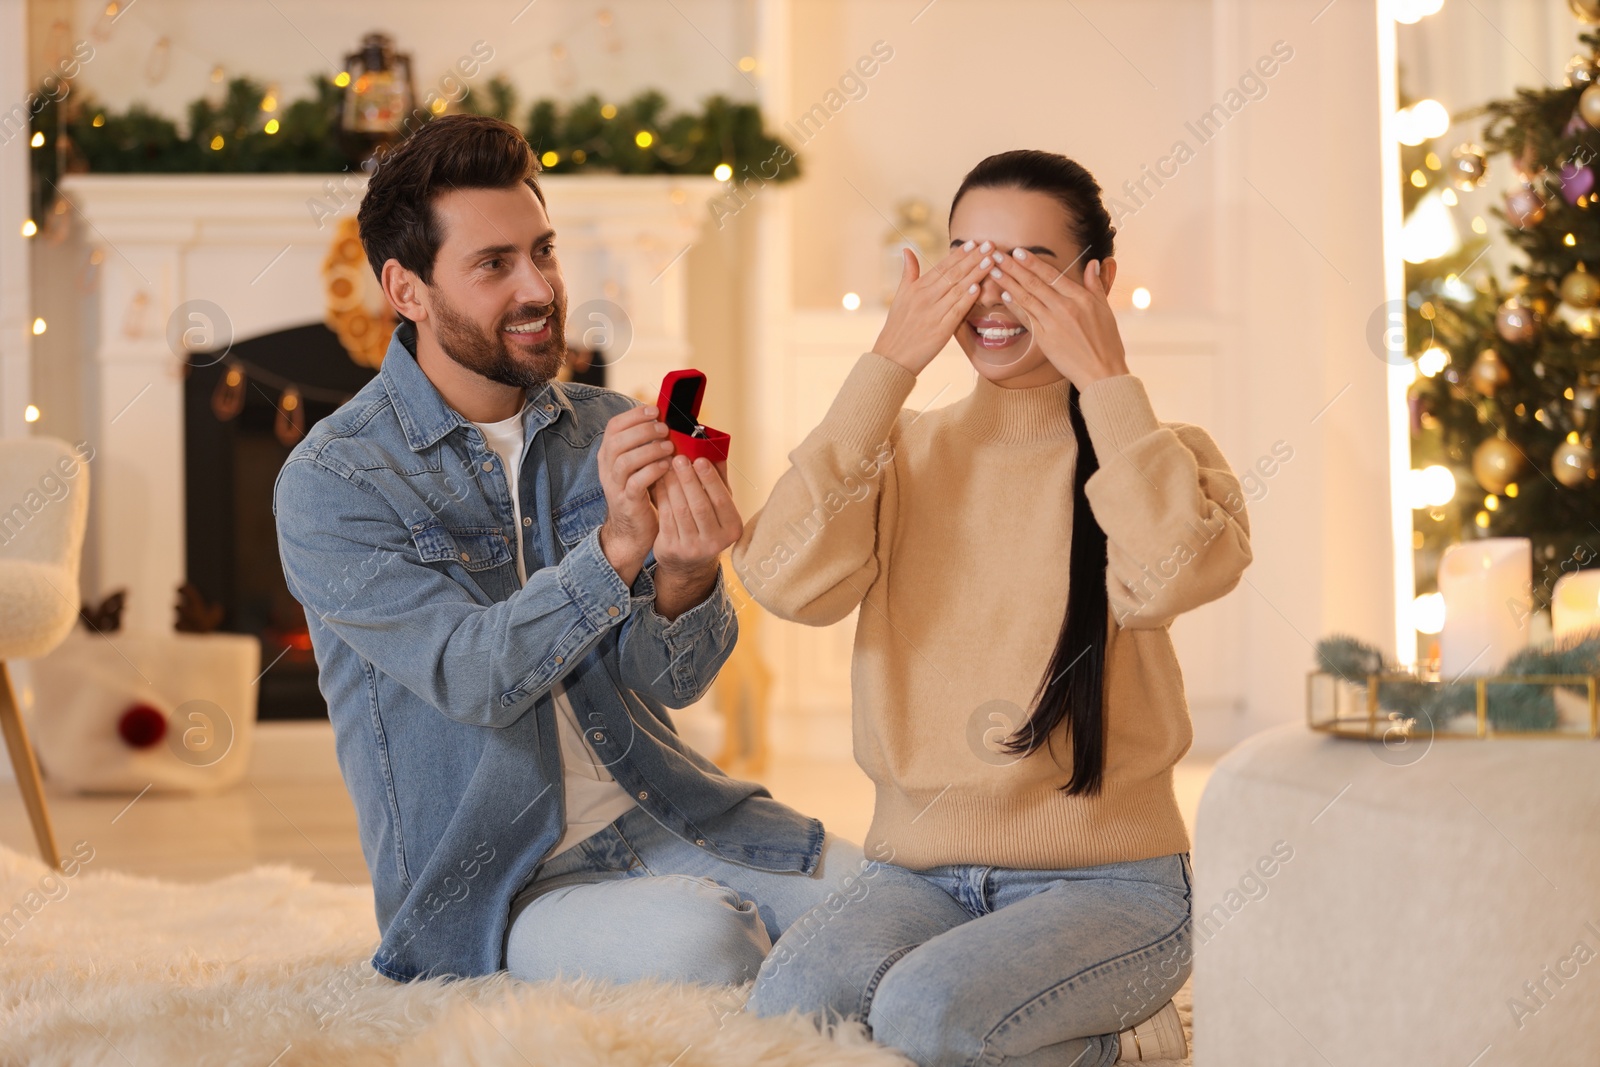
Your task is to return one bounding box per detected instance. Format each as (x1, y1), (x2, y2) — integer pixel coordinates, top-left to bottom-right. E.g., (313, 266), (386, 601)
(183, 323), (376, 720)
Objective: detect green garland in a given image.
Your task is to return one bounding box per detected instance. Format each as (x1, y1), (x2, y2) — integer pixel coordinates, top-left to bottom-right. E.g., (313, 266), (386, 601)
(27, 72), (800, 217)
(1314, 632), (1600, 731)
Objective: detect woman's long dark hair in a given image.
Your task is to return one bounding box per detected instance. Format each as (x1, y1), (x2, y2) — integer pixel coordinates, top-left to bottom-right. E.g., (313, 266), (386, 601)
(949, 150), (1116, 797)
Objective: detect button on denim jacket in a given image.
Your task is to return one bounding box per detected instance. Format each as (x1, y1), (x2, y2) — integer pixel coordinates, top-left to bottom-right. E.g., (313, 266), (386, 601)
(273, 321), (822, 982)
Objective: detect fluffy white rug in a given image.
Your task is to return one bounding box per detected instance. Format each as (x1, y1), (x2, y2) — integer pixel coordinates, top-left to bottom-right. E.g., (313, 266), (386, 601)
(0, 844), (1192, 1065)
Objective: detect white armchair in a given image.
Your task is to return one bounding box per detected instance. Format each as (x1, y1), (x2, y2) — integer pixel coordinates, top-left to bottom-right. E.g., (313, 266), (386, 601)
(0, 437), (90, 868)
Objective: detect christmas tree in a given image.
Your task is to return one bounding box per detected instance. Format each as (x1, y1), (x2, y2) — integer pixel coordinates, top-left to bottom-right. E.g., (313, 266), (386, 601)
(1405, 18), (1600, 624)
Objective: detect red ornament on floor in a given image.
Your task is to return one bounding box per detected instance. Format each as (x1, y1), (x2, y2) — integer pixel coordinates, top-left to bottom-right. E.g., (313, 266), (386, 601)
(117, 703), (167, 749)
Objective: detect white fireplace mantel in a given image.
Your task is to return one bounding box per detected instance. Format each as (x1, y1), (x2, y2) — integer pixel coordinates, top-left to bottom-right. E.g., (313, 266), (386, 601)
(61, 172), (721, 635)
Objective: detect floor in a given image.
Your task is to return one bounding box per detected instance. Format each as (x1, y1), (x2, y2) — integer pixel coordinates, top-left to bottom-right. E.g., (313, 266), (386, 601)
(0, 722), (1218, 887)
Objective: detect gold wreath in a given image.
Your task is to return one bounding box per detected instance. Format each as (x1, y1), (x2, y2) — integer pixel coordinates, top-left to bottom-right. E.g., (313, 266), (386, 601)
(323, 217), (394, 369)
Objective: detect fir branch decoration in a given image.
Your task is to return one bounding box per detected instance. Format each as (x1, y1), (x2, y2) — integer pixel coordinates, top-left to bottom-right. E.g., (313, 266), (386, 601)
(27, 71), (799, 219)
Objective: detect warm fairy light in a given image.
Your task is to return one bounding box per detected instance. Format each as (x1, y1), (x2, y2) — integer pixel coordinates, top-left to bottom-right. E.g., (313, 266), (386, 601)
(1131, 287), (1152, 309)
(1471, 216), (1487, 234)
(1410, 169), (1427, 187)
(1566, 233), (1577, 246)
(30, 131), (44, 147)
(430, 98), (448, 115)
(92, 114), (104, 127)
(842, 292), (862, 311)
(20, 219), (37, 237)
(263, 119), (280, 135)
(1394, 0), (1445, 23)
(23, 405), (40, 423)
(1408, 465), (1456, 508)
(738, 56), (757, 72)
(32, 318), (47, 335)
(635, 131), (654, 148)
(600, 103), (618, 119)
(1411, 593), (1447, 635)
(1571, 431), (1583, 444)
(1484, 494), (1499, 511)
(1424, 151), (1441, 170)
(713, 163), (733, 181)
(261, 94), (277, 111)
(1441, 188), (1458, 206)
(1417, 344), (1450, 376)
(1474, 510), (1490, 528)
(334, 71), (351, 87)
(1505, 482), (1519, 498)
(541, 150), (559, 167)
(210, 134), (224, 150)
(1396, 99), (1449, 145)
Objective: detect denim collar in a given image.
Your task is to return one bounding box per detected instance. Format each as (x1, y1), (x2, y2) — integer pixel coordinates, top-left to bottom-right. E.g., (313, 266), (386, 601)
(378, 319), (572, 452)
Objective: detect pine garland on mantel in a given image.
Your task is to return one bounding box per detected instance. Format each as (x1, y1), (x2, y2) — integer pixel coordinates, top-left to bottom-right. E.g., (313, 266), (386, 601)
(28, 72), (800, 217)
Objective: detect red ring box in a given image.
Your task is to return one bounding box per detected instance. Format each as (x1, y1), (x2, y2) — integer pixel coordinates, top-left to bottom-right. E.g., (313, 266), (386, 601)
(656, 369), (730, 463)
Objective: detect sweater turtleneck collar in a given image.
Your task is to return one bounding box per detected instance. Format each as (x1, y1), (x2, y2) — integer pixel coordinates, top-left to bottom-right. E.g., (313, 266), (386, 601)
(950, 370), (1079, 444)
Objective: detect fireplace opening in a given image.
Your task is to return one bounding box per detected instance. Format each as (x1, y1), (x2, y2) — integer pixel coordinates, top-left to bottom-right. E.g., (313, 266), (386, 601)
(183, 324), (608, 721)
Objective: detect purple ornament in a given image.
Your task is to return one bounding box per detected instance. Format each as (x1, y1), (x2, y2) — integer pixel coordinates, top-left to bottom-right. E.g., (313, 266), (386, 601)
(1562, 162), (1596, 203)
(1566, 110), (1591, 136)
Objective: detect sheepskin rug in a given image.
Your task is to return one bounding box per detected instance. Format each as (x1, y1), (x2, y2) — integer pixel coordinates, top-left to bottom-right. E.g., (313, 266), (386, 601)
(0, 843), (1192, 1066)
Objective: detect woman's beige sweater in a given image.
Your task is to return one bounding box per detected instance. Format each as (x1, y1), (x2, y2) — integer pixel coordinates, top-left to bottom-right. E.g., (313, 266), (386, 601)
(731, 352), (1254, 870)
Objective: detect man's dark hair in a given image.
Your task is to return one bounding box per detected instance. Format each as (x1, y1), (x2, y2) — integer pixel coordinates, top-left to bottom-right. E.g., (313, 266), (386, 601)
(357, 114), (546, 316)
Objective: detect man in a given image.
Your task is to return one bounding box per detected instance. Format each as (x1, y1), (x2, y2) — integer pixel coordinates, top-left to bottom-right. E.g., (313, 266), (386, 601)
(274, 114), (858, 984)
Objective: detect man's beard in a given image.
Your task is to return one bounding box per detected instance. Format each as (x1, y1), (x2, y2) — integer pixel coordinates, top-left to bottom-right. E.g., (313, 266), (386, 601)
(429, 286), (567, 390)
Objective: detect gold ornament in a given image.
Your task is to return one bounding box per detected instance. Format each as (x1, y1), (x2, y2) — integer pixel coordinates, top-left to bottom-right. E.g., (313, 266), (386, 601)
(1495, 298), (1540, 343)
(1470, 349), (1512, 396)
(1583, 83), (1600, 127)
(1561, 264), (1600, 307)
(1567, 53), (1600, 86)
(322, 216), (394, 369)
(1552, 440), (1595, 486)
(274, 386), (306, 447)
(1572, 0), (1600, 24)
(1558, 301), (1600, 338)
(1472, 436), (1523, 494)
(210, 362), (246, 421)
(1448, 143), (1487, 190)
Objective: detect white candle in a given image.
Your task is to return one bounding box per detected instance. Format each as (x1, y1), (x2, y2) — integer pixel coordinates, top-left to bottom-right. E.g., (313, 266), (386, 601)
(1437, 538), (1532, 678)
(1552, 570), (1600, 639)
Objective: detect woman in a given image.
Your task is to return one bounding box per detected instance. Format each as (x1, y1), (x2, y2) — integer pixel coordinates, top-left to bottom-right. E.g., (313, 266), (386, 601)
(732, 150), (1253, 1066)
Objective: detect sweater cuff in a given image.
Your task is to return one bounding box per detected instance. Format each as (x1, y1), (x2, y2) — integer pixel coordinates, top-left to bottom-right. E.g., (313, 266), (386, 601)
(1079, 373), (1163, 455)
(812, 352), (918, 455)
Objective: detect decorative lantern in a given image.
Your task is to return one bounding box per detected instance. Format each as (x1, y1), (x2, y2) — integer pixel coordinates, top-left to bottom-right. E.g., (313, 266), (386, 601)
(338, 33), (417, 168)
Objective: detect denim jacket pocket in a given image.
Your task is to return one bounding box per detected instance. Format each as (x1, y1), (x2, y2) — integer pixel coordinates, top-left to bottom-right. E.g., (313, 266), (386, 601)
(411, 523), (515, 572)
(554, 486), (608, 548)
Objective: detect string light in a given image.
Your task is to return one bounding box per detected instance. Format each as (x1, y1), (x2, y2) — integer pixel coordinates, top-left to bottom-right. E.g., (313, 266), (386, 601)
(23, 405), (40, 423)
(713, 163), (732, 181)
(1131, 287), (1152, 309)
(842, 293), (862, 311)
(31, 318), (47, 336)
(635, 130), (654, 148)
(600, 103), (618, 120)
(21, 220), (37, 237)
(30, 131), (44, 147)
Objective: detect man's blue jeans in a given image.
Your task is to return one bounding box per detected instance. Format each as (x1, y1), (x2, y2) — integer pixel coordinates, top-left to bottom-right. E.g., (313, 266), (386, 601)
(747, 851), (1195, 1067)
(502, 803), (868, 986)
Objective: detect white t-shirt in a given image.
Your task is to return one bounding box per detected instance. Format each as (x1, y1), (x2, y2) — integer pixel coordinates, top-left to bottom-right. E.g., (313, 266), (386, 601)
(471, 406), (638, 858)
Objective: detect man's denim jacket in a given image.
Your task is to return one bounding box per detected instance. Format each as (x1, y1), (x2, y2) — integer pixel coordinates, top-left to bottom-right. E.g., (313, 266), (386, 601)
(273, 321), (822, 981)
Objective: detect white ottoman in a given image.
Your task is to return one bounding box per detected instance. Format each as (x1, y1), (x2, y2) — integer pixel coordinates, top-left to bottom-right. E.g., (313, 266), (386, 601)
(1194, 723), (1600, 1067)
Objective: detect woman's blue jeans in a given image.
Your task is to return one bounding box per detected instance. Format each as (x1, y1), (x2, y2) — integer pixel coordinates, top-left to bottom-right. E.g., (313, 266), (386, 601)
(747, 851), (1195, 1067)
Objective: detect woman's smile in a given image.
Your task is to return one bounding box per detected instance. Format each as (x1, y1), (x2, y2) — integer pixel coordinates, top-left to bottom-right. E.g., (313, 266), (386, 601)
(967, 314), (1030, 350)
